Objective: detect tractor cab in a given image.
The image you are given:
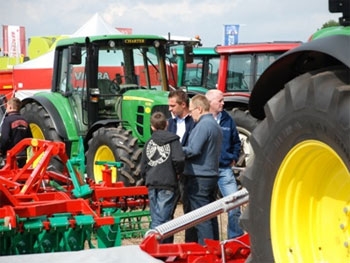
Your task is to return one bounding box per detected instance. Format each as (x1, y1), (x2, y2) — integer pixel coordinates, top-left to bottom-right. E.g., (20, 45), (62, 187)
(21, 35), (173, 184)
(52, 35), (169, 134)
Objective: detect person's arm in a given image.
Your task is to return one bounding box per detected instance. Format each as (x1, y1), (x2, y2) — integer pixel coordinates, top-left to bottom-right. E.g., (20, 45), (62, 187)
(167, 118), (176, 133)
(182, 124), (206, 158)
(172, 141), (185, 175)
(231, 120), (241, 164)
(139, 144), (148, 181)
(0, 118), (10, 155)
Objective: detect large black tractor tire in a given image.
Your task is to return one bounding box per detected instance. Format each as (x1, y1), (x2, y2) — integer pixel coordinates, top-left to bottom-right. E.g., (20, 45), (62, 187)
(86, 126), (142, 186)
(21, 102), (62, 142)
(0, 95), (7, 121)
(230, 108), (259, 167)
(240, 67), (350, 262)
(21, 102), (64, 170)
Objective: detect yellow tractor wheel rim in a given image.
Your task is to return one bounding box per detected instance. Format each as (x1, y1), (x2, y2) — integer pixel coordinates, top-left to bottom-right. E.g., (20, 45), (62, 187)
(28, 123), (45, 167)
(271, 140), (350, 262)
(30, 123), (45, 139)
(93, 145), (117, 183)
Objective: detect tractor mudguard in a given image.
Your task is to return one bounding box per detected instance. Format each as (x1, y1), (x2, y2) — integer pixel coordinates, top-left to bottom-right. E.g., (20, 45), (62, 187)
(249, 34), (350, 120)
(84, 119), (122, 143)
(223, 92), (250, 108)
(22, 96), (68, 139)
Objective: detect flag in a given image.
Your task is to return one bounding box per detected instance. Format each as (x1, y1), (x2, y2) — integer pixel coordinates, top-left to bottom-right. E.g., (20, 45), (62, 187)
(2, 25), (26, 57)
(223, 24), (240, 45)
(116, 27), (133, 34)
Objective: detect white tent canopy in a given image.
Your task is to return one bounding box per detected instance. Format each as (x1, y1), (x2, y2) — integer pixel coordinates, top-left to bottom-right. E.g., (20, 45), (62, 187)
(73, 13), (122, 37)
(14, 50), (55, 69)
(14, 13), (122, 70)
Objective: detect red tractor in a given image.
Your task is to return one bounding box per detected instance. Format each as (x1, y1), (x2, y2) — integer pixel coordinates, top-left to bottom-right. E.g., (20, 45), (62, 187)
(170, 41), (301, 168)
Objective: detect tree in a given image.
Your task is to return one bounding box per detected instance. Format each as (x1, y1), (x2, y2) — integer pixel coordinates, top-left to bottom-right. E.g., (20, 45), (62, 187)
(322, 19), (339, 28)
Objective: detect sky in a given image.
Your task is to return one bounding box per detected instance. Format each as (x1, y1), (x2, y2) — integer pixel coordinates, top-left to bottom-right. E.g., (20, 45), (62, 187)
(0, 0), (341, 48)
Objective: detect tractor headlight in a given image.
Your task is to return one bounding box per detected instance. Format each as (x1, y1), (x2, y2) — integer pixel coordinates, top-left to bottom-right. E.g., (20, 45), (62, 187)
(108, 40), (116, 48)
(153, 40), (160, 48)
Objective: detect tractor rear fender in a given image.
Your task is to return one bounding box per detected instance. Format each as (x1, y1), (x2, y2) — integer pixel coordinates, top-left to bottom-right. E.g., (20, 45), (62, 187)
(223, 93), (250, 110)
(84, 119), (122, 150)
(21, 96), (68, 139)
(249, 34), (350, 120)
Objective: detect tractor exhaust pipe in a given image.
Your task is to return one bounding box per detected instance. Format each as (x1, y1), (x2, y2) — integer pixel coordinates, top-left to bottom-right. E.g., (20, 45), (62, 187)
(145, 188), (249, 240)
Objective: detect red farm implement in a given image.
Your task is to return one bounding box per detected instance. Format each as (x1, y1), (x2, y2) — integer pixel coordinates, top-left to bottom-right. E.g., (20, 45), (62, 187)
(0, 138), (150, 255)
(140, 188), (250, 263)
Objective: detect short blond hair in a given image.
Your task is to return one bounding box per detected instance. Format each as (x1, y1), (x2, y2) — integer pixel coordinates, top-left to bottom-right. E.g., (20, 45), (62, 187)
(191, 94), (210, 111)
(7, 97), (22, 111)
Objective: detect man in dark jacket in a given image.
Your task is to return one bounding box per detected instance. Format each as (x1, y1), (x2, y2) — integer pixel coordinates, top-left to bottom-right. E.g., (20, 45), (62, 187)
(167, 89), (197, 242)
(0, 97), (32, 167)
(206, 89), (244, 239)
(168, 90), (195, 146)
(140, 111), (185, 243)
(183, 94), (222, 245)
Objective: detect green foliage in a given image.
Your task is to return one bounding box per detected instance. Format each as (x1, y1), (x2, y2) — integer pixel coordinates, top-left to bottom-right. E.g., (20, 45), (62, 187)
(321, 19), (340, 28)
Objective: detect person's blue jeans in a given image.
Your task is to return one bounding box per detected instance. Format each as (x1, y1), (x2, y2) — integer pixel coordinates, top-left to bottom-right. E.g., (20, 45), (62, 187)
(185, 175), (219, 245)
(148, 188), (177, 243)
(218, 167), (244, 239)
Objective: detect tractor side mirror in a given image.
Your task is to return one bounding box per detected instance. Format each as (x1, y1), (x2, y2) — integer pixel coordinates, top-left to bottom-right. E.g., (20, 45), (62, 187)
(68, 45), (82, 65)
(115, 73), (123, 85)
(184, 45), (193, 64)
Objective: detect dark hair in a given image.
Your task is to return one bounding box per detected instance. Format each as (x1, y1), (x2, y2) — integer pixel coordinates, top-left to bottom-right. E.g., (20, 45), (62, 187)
(168, 89), (189, 107)
(151, 112), (167, 130)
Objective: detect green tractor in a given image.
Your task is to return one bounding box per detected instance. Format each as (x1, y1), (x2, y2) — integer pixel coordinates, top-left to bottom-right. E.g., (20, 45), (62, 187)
(169, 46), (219, 95)
(241, 0), (350, 262)
(21, 35), (172, 186)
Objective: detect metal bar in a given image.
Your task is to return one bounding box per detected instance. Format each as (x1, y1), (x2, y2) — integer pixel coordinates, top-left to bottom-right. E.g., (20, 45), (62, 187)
(146, 188), (249, 240)
(232, 166), (246, 172)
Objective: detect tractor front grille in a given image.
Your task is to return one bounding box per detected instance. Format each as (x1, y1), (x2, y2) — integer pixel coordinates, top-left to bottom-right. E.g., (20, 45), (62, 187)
(135, 105), (170, 138)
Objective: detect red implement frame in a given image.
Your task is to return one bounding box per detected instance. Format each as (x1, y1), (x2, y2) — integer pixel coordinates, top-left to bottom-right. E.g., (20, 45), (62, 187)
(140, 233), (250, 263)
(0, 138), (148, 230)
(139, 187), (251, 263)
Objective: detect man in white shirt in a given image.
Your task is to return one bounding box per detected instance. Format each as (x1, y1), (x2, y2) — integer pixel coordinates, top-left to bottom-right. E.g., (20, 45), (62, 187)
(167, 89), (196, 242)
